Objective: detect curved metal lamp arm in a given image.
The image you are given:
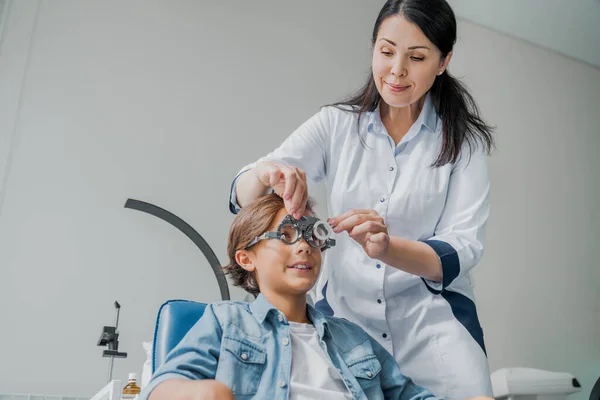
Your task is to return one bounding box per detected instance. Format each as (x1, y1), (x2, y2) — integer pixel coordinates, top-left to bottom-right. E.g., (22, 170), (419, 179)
(124, 198), (230, 301)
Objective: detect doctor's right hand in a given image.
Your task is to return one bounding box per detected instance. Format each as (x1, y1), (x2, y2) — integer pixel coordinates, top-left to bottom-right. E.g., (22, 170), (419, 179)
(254, 161), (308, 219)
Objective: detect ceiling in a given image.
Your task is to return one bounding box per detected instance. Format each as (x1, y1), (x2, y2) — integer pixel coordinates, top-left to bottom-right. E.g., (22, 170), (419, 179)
(448, 0), (600, 69)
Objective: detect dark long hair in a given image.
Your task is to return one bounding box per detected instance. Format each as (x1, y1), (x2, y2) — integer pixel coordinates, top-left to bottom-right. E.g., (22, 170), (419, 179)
(331, 0), (494, 166)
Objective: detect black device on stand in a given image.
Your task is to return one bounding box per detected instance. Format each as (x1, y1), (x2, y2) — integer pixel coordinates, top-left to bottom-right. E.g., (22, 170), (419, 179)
(97, 301), (128, 383)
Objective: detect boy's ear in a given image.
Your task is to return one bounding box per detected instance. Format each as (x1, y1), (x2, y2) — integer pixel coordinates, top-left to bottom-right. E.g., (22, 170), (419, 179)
(235, 249), (256, 272)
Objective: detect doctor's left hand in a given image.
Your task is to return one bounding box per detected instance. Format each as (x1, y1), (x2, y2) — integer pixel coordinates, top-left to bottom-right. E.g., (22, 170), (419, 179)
(328, 209), (390, 259)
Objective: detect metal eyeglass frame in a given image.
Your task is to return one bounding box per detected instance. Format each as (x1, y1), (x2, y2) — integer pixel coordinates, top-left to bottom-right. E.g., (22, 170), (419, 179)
(246, 215), (336, 251)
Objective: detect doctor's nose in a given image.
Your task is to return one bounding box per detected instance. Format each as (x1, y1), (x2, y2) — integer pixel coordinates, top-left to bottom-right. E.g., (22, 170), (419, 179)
(391, 59), (407, 77)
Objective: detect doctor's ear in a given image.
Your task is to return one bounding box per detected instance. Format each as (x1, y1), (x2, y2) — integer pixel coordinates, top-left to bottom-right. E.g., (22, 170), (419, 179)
(437, 51), (452, 75)
(235, 250), (256, 272)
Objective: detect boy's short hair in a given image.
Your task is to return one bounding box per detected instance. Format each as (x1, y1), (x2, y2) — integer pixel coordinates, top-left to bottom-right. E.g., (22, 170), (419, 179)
(223, 193), (315, 297)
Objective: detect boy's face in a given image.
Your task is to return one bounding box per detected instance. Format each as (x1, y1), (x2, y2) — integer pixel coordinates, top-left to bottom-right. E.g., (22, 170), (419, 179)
(238, 207), (322, 298)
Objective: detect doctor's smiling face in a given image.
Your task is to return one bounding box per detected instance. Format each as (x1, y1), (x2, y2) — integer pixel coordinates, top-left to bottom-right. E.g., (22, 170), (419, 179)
(372, 14), (452, 110)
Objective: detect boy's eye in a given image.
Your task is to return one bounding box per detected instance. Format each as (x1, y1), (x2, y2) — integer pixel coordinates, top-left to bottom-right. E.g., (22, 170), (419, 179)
(382, 51), (393, 56)
(279, 225), (298, 242)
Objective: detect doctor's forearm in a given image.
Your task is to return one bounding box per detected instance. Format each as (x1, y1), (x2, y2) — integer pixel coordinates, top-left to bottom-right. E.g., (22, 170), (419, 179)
(235, 168), (270, 208)
(378, 236), (442, 282)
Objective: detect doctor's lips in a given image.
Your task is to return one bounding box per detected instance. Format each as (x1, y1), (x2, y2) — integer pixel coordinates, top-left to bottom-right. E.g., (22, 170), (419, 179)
(385, 82), (410, 92)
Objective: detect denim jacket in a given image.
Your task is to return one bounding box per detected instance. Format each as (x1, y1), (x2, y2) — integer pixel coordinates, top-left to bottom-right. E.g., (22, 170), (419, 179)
(141, 294), (441, 400)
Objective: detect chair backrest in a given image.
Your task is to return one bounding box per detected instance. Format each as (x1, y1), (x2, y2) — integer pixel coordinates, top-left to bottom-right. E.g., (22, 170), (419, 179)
(591, 376), (600, 400)
(152, 299), (207, 372)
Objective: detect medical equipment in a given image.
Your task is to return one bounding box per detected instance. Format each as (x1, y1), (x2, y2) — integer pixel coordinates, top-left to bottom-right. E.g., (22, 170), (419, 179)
(247, 215), (336, 250)
(96, 301), (128, 384)
(491, 368), (581, 400)
(125, 198), (230, 300)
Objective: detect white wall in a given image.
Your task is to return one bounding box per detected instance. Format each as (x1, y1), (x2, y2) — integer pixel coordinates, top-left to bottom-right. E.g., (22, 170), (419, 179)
(451, 16), (600, 400)
(0, 0), (598, 398)
(447, 0), (600, 69)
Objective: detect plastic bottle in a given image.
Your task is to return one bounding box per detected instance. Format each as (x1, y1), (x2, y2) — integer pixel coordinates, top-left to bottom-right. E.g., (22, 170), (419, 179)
(121, 373), (141, 399)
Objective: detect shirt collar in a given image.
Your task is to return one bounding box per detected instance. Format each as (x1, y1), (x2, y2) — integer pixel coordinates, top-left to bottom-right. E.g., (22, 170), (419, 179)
(249, 294), (329, 338)
(421, 92), (438, 132)
(367, 92), (438, 135)
(249, 293), (278, 324)
(306, 303), (329, 338)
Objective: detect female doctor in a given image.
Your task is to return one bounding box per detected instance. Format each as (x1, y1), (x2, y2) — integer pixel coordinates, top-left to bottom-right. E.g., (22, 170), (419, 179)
(228, 0), (495, 398)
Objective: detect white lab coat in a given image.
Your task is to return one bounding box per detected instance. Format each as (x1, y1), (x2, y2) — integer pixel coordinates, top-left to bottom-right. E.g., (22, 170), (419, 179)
(230, 94), (493, 399)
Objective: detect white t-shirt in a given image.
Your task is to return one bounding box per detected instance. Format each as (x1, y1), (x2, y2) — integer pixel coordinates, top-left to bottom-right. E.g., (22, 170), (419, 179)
(289, 321), (353, 400)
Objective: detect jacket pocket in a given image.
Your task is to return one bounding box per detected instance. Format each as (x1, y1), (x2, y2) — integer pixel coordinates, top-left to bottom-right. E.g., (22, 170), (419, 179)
(347, 355), (382, 380)
(347, 354), (383, 396)
(220, 336), (267, 396)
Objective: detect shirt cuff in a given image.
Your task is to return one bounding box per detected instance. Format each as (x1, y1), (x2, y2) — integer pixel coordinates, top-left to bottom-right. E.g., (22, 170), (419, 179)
(228, 170), (250, 214)
(421, 239), (460, 293)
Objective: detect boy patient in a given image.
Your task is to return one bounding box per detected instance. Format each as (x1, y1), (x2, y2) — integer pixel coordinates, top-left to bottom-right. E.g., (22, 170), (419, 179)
(141, 194), (492, 400)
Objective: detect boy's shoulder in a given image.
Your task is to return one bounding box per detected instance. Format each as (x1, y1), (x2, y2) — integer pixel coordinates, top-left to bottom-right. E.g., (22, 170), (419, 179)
(208, 300), (266, 338)
(208, 300), (252, 316)
(322, 314), (370, 341)
(207, 300), (262, 324)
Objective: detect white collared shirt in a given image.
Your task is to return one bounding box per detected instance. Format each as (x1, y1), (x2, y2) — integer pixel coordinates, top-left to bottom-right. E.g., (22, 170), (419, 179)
(229, 94), (493, 399)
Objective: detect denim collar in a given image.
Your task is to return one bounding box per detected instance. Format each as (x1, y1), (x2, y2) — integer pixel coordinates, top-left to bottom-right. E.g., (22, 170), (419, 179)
(250, 293), (329, 338)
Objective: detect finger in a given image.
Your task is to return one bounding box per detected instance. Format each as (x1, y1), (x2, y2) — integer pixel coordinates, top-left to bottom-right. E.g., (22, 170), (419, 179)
(349, 225), (366, 241)
(330, 208), (363, 223)
(368, 232), (388, 243)
(349, 221), (387, 237)
(329, 209), (374, 227)
(283, 198), (295, 217)
(290, 175), (307, 219)
(335, 212), (386, 233)
(267, 169), (283, 187)
(281, 168), (297, 201)
(256, 165), (274, 186)
(334, 214), (367, 233)
(295, 184), (308, 220)
(331, 210), (366, 230)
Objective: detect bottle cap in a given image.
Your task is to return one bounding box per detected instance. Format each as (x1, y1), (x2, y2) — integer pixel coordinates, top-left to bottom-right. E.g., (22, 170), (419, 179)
(129, 372), (137, 381)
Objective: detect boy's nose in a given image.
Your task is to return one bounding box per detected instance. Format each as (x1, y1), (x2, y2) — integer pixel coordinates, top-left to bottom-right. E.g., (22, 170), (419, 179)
(296, 238), (312, 254)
